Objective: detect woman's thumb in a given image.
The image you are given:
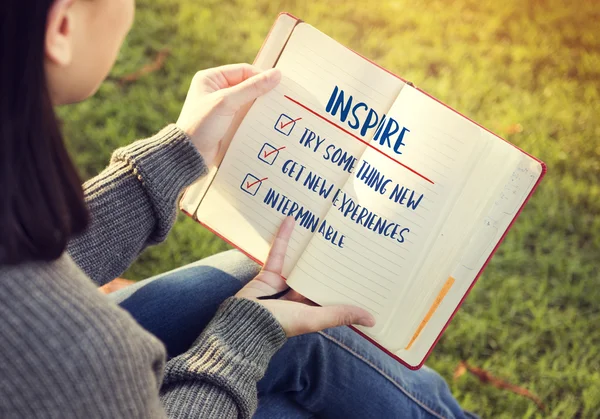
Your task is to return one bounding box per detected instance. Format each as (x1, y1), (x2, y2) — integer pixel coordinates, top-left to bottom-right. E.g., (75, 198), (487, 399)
(308, 305), (376, 332)
(222, 68), (281, 109)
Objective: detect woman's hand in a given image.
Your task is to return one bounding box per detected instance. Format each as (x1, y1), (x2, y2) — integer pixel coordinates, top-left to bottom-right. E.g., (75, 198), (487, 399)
(176, 63), (281, 165)
(236, 217), (376, 337)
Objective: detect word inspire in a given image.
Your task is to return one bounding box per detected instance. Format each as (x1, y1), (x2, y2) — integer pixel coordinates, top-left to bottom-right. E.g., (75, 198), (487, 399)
(325, 85), (411, 155)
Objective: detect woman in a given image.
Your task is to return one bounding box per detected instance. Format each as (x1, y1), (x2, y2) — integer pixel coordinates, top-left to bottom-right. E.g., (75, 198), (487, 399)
(0, 0), (473, 417)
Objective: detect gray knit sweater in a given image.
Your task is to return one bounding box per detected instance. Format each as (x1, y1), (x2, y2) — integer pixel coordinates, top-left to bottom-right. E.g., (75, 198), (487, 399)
(0, 125), (287, 418)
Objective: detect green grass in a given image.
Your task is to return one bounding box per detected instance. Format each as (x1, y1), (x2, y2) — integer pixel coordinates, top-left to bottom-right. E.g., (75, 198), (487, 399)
(59, 0), (600, 416)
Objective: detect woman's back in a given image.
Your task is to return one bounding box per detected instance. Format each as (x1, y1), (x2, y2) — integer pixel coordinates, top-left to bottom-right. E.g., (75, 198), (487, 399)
(0, 254), (167, 417)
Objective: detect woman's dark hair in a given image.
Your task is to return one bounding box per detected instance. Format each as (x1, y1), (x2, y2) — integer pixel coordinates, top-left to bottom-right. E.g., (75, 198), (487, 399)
(0, 1), (89, 265)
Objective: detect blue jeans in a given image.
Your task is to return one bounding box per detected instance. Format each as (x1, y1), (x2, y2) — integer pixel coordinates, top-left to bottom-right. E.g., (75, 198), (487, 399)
(110, 250), (474, 419)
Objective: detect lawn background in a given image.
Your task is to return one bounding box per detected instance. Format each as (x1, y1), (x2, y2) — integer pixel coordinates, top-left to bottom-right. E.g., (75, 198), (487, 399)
(59, 0), (600, 417)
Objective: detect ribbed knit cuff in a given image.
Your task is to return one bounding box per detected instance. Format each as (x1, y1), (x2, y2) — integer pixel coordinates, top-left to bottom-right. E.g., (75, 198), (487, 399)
(162, 297), (287, 417)
(110, 125), (207, 240)
(199, 297), (287, 362)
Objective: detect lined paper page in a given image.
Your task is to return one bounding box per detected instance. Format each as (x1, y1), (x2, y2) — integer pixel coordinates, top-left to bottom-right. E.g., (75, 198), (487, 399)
(197, 23), (404, 275)
(392, 126), (521, 349)
(397, 152), (543, 366)
(287, 86), (487, 337)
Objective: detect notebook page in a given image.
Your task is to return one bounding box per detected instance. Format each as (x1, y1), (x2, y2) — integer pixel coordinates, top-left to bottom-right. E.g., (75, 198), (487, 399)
(397, 151), (543, 367)
(196, 23), (404, 275)
(392, 127), (521, 350)
(287, 85), (488, 337)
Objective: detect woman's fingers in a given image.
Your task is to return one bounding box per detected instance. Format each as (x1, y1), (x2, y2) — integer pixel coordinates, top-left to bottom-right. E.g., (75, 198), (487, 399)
(307, 304), (376, 331)
(245, 216), (376, 338)
(263, 217), (294, 275)
(274, 303), (376, 337)
(255, 298), (376, 338)
(217, 63), (262, 87)
(221, 68), (281, 109)
(196, 63), (261, 89)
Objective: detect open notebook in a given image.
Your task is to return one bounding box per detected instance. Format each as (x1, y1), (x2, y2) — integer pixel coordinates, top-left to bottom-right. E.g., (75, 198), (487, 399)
(180, 13), (546, 369)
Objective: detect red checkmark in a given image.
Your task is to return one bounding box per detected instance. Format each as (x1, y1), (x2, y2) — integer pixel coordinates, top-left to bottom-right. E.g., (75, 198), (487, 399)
(280, 117), (302, 130)
(246, 177), (268, 189)
(263, 146), (286, 158)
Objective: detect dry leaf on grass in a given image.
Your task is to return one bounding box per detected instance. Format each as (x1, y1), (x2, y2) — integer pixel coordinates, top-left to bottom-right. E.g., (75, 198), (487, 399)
(119, 48), (170, 84)
(99, 278), (135, 294)
(454, 361), (546, 412)
(505, 123), (524, 134)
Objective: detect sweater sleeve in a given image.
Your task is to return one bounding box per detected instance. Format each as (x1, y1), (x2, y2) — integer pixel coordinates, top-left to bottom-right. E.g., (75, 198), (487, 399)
(68, 125), (207, 286)
(160, 297), (287, 418)
(0, 258), (286, 419)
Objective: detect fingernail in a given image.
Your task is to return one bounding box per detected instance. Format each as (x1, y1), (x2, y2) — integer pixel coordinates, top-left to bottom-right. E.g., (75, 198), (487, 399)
(281, 216), (295, 235)
(265, 68), (282, 84)
(360, 314), (376, 327)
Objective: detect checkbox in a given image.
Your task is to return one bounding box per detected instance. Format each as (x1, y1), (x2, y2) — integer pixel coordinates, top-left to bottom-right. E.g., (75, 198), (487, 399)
(275, 114), (301, 136)
(240, 173), (267, 196)
(258, 143), (285, 165)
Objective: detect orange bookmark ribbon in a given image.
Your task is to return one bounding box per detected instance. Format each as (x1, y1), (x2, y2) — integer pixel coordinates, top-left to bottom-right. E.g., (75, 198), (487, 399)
(405, 276), (455, 350)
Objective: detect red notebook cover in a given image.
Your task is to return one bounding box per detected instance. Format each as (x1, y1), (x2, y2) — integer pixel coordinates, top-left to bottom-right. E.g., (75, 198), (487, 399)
(180, 12), (547, 370)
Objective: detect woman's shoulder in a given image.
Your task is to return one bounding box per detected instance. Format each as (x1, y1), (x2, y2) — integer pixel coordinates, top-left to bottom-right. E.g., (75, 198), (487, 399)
(0, 253), (164, 351)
